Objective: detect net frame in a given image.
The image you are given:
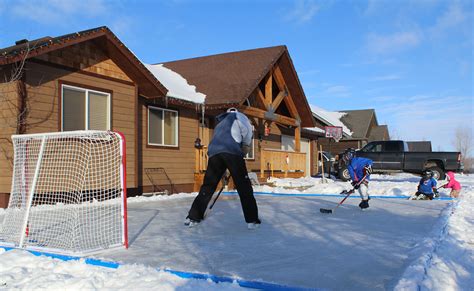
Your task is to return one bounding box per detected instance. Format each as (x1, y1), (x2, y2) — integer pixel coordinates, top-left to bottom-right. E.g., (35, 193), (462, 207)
(324, 126), (343, 142)
(0, 130), (128, 256)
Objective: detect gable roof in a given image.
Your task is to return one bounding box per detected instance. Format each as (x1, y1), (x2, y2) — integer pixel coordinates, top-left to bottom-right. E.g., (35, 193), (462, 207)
(158, 46), (315, 127)
(0, 26), (167, 98)
(339, 109), (377, 139)
(308, 105), (352, 136)
(368, 125), (390, 141)
(161, 46), (285, 106)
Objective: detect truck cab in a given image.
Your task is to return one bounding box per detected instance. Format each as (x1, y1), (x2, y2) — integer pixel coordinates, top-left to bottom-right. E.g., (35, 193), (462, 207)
(359, 141), (407, 171)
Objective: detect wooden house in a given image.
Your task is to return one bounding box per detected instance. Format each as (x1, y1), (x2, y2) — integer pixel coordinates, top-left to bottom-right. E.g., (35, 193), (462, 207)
(0, 27), (169, 207)
(148, 45), (316, 190)
(0, 27), (316, 207)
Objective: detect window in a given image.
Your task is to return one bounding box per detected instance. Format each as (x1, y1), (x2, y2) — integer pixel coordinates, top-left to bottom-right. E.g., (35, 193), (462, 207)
(384, 141), (401, 152)
(148, 106), (178, 147)
(244, 138), (255, 160)
(244, 125), (255, 160)
(62, 85), (110, 131)
(362, 142), (382, 152)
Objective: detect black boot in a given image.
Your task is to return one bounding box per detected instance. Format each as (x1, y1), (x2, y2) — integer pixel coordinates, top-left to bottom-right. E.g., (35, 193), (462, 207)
(359, 199), (369, 209)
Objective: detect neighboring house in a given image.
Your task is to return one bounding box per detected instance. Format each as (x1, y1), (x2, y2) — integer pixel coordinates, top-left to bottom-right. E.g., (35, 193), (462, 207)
(368, 125), (390, 142)
(305, 107), (390, 156)
(0, 26), (316, 207)
(338, 109), (390, 150)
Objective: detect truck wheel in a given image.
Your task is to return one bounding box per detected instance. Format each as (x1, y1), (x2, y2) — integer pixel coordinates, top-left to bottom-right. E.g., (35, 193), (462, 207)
(338, 166), (351, 181)
(428, 166), (445, 180)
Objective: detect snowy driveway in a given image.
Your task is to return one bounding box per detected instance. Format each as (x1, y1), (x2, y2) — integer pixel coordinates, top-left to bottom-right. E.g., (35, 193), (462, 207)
(98, 195), (450, 290)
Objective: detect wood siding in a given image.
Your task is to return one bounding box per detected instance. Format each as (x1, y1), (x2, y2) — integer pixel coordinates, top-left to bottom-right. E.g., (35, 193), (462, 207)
(0, 81), (19, 196)
(139, 98), (198, 192)
(0, 46), (138, 207)
(35, 41), (133, 83)
(24, 60), (137, 188)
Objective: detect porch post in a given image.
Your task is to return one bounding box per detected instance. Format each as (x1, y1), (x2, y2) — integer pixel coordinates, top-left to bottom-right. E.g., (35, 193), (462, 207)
(295, 126), (301, 152)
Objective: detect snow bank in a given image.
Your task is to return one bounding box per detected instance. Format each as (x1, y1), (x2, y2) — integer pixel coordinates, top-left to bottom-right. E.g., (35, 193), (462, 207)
(395, 174), (474, 290)
(254, 173), (452, 198)
(0, 249), (241, 290)
(145, 64), (206, 104)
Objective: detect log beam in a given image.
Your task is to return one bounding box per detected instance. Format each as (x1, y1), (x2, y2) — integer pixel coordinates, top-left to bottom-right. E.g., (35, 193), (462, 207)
(241, 106), (298, 127)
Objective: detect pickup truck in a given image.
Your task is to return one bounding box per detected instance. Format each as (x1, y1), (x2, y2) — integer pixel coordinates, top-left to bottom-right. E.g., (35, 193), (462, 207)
(336, 140), (463, 181)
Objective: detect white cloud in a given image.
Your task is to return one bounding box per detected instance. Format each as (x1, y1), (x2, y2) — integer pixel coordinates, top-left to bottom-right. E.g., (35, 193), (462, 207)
(285, 0), (319, 24)
(376, 94), (473, 150)
(367, 31), (422, 54)
(430, 1), (468, 36)
(369, 74), (401, 81)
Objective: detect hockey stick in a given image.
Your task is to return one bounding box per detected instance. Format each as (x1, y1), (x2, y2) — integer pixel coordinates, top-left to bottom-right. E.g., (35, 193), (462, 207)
(203, 173), (230, 219)
(320, 174), (368, 214)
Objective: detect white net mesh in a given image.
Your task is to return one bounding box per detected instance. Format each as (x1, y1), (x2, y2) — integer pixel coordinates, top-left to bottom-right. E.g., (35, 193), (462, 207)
(0, 131), (127, 255)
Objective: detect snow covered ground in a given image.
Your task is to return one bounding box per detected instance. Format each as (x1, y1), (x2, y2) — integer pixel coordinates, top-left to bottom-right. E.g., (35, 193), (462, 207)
(0, 173), (472, 290)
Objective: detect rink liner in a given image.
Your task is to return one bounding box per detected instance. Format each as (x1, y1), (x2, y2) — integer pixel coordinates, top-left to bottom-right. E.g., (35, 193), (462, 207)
(0, 246), (318, 291)
(224, 191), (455, 200)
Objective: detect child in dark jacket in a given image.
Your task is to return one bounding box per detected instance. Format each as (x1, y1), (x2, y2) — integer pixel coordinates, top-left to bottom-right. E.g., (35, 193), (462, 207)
(414, 169), (437, 200)
(443, 171), (461, 198)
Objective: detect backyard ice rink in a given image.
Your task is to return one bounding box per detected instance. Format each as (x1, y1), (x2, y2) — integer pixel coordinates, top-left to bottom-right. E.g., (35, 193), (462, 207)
(0, 173), (472, 290)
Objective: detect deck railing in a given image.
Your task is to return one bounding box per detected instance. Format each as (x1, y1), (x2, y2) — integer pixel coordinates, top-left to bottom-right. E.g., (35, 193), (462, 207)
(195, 147), (306, 178)
(260, 148), (306, 178)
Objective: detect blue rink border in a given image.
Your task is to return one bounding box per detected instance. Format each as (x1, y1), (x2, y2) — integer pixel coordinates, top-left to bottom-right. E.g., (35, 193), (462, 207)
(223, 191), (455, 201)
(0, 246), (318, 291)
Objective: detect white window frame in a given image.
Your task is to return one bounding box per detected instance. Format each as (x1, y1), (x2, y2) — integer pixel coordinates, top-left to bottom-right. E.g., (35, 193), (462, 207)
(244, 125), (255, 160)
(147, 106), (179, 147)
(61, 84), (111, 131)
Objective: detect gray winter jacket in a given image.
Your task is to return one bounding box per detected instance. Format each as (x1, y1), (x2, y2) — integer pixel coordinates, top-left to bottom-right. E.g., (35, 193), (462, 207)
(207, 109), (253, 158)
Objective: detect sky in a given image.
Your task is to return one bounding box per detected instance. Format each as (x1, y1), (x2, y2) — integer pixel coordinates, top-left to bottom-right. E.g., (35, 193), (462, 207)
(0, 0), (472, 151)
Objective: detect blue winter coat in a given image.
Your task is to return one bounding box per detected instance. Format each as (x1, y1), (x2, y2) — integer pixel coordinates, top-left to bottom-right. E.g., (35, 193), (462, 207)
(418, 178), (437, 194)
(347, 157), (373, 182)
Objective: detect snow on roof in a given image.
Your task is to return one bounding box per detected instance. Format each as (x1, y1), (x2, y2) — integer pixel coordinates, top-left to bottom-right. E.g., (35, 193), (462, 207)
(309, 104), (353, 136)
(304, 127), (325, 134)
(145, 64), (206, 104)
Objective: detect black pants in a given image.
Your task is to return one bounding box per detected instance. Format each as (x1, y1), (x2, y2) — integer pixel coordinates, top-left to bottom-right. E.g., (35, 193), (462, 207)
(188, 153), (259, 223)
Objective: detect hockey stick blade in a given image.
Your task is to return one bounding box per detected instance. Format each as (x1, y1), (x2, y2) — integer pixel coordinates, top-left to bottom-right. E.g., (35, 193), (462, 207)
(320, 208), (333, 214)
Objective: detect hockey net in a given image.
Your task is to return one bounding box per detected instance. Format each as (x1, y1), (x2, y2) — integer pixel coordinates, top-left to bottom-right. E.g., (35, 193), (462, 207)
(0, 130), (128, 255)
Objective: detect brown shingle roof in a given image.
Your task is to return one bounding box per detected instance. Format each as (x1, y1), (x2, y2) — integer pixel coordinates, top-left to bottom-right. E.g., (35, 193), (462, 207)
(161, 46), (315, 127)
(368, 125), (390, 141)
(339, 109), (376, 139)
(162, 46), (286, 106)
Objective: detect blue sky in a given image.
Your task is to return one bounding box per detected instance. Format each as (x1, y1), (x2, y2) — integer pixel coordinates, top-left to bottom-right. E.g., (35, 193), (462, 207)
(0, 0), (472, 151)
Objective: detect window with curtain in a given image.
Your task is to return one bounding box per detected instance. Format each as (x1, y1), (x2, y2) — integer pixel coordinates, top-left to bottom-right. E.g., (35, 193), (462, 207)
(148, 106), (178, 147)
(62, 85), (110, 131)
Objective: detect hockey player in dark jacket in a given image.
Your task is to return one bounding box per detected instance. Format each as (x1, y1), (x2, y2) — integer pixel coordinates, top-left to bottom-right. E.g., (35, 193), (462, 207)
(185, 108), (260, 229)
(342, 148), (373, 209)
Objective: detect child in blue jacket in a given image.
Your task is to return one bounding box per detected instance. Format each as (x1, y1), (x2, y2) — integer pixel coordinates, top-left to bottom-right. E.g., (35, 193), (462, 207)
(342, 149), (373, 209)
(414, 169), (437, 200)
